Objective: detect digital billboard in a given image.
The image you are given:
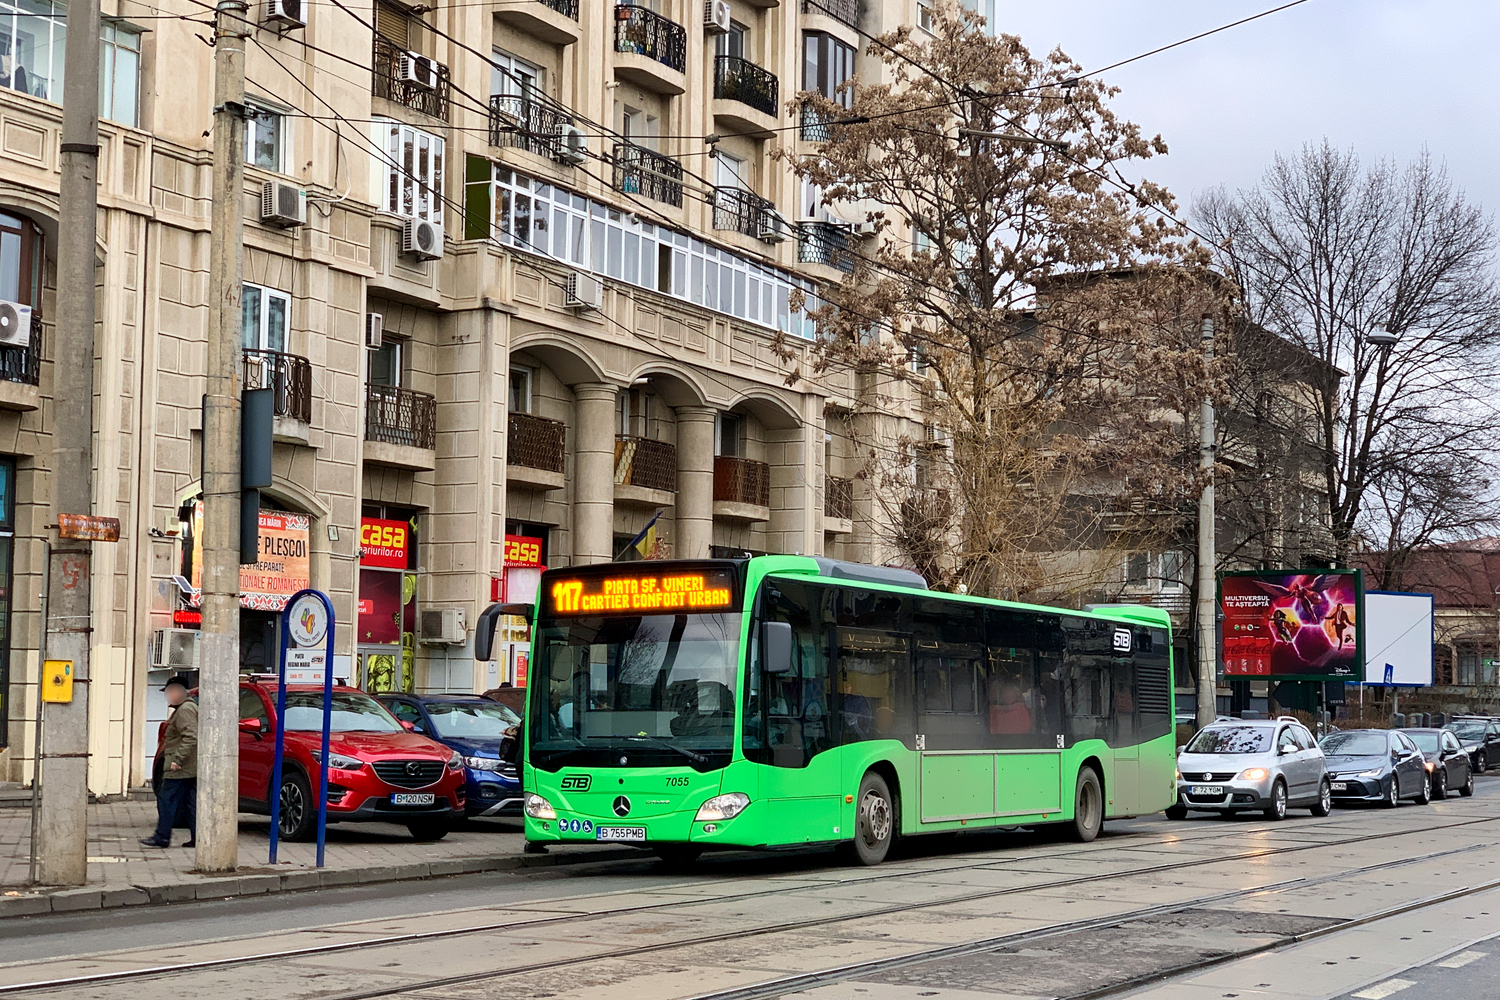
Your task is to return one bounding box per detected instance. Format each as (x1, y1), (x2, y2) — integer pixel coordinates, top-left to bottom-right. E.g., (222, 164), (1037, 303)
(1219, 570), (1362, 678)
(1362, 591), (1434, 686)
(544, 566), (738, 616)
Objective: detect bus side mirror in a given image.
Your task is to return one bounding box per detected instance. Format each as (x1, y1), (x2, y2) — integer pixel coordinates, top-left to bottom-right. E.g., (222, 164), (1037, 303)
(762, 622), (793, 674)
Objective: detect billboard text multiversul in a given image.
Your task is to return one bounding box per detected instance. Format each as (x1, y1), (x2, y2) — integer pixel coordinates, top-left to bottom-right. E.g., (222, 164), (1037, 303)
(1219, 569), (1363, 678)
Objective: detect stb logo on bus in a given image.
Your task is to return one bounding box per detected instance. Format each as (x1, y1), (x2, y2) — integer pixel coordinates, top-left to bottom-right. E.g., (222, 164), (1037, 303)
(560, 774), (591, 791)
(1113, 628), (1132, 653)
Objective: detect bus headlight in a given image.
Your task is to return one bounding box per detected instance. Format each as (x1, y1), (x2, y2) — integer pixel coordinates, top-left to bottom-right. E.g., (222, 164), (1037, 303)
(524, 792), (556, 820)
(695, 792), (750, 822)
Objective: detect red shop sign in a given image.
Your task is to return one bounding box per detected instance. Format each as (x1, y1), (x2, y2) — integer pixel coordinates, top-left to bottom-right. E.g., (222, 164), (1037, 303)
(360, 517), (410, 569)
(504, 535), (544, 568)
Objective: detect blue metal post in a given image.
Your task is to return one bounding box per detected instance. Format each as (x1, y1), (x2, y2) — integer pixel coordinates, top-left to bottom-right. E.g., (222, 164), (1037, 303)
(268, 610), (291, 864)
(315, 591), (334, 868)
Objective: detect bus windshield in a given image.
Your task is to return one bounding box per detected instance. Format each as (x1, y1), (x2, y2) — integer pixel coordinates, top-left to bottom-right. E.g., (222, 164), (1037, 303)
(530, 613), (740, 769)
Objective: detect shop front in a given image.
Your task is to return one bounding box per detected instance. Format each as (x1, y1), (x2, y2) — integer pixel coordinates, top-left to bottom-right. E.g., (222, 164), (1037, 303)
(491, 526), (546, 690)
(357, 507), (419, 693)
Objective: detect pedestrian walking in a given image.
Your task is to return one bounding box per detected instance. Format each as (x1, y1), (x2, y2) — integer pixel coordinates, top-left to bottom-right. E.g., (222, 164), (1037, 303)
(141, 675), (197, 848)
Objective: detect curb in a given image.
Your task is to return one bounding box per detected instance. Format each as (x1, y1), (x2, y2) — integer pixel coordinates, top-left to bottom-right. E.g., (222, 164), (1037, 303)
(0, 846), (644, 919)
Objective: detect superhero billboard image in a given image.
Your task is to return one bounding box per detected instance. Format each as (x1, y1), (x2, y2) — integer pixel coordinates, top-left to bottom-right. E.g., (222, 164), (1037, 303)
(1220, 570), (1362, 678)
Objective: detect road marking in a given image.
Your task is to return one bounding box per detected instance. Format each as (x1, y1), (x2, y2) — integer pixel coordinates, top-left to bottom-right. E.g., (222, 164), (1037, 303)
(1436, 950), (1487, 969)
(1353, 980), (1416, 999)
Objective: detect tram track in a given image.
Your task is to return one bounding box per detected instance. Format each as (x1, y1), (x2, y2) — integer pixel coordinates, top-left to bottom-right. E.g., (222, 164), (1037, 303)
(5, 808), (1500, 997)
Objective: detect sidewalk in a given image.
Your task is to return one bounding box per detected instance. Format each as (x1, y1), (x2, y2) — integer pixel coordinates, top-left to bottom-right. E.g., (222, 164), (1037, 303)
(0, 796), (635, 917)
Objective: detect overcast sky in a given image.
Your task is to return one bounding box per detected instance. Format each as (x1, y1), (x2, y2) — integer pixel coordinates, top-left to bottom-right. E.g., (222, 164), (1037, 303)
(995, 0), (1500, 224)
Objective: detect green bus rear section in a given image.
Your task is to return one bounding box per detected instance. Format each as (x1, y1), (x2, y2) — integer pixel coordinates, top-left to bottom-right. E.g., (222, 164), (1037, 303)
(525, 555), (1177, 849)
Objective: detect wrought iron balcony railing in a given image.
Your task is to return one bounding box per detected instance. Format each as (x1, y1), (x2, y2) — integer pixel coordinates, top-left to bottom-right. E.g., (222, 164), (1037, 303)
(613, 142), (684, 207)
(615, 435), (677, 493)
(490, 96), (573, 160)
(508, 411), (566, 473)
(614, 4), (686, 72)
(366, 384), (437, 450)
(824, 475), (854, 521)
(372, 36), (451, 121)
(714, 456), (771, 508)
(713, 186), (775, 239)
(802, 0), (859, 27)
(0, 314), (41, 386)
(540, 0), (578, 17)
(798, 221), (854, 272)
(714, 54), (778, 116)
(243, 349), (312, 423)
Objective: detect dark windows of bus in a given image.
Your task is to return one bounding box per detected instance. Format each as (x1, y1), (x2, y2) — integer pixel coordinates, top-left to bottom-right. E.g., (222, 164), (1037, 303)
(1185, 726), (1273, 755)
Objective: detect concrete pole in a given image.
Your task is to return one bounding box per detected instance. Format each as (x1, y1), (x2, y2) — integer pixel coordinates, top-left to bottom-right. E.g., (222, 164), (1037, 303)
(572, 384), (617, 565)
(1195, 317), (1218, 730)
(37, 0), (101, 888)
(197, 0), (250, 875)
(675, 406), (716, 559)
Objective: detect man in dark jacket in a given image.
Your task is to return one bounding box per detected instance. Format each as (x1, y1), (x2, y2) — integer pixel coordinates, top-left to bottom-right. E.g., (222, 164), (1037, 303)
(141, 675), (197, 848)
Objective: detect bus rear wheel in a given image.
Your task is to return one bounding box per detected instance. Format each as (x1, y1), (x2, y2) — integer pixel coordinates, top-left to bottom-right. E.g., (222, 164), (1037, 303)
(850, 771), (896, 866)
(1069, 767), (1103, 843)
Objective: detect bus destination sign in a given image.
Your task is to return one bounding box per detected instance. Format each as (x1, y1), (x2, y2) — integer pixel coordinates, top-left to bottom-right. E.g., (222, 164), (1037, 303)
(547, 568), (737, 616)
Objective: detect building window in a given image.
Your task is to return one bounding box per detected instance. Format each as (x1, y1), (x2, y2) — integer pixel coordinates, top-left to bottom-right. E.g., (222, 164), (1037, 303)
(369, 338), (402, 387)
(715, 19), (747, 60)
(716, 412), (742, 457)
(1125, 552), (1149, 588)
(0, 0), (64, 102)
(715, 151), (748, 192)
(372, 118), (445, 223)
(241, 283), (289, 353)
(917, 0), (934, 32)
(1160, 550), (1186, 591)
(804, 31), (855, 107)
(246, 102), (286, 173)
(491, 47), (542, 106)
(0, 212), (42, 307)
(99, 20), (141, 126)
(508, 366), (531, 413)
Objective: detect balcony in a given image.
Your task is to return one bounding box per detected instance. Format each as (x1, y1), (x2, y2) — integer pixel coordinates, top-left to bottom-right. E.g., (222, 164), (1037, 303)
(714, 456), (771, 522)
(495, 0), (581, 45)
(243, 348), (312, 443)
(802, 0), (859, 28)
(0, 314), (41, 411)
(364, 384), (437, 470)
(372, 36), (451, 121)
(490, 96), (573, 161)
(713, 55), (779, 137)
(713, 187), (777, 240)
(613, 4), (687, 95)
(613, 142), (684, 207)
(798, 221), (854, 273)
(824, 474), (854, 526)
(507, 411), (566, 490)
(615, 435), (677, 507)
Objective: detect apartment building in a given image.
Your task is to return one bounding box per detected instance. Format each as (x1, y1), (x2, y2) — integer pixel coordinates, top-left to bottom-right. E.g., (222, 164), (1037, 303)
(0, 0), (968, 792)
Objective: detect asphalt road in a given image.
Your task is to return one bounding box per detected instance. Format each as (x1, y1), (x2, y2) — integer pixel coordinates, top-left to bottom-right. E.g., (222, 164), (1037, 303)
(3, 776), (1500, 999)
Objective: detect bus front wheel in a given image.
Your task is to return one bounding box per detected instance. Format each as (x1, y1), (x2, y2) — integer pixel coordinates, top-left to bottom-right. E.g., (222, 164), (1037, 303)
(849, 771), (896, 866)
(1069, 767), (1104, 843)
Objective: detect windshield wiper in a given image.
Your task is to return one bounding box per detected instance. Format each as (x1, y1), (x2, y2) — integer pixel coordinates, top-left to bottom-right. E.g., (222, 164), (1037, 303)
(621, 734), (708, 765)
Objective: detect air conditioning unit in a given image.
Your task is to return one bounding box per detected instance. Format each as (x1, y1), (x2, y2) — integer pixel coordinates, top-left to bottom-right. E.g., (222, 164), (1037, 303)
(259, 180), (306, 228)
(365, 312), (384, 350)
(420, 608), (467, 645)
(263, 0), (305, 29)
(705, 0), (731, 34)
(565, 270), (604, 311)
(850, 219), (877, 238)
(151, 628), (200, 669)
(402, 217), (444, 260)
(559, 125), (588, 166)
(0, 300), (32, 348)
(400, 51), (439, 90)
(757, 211), (788, 244)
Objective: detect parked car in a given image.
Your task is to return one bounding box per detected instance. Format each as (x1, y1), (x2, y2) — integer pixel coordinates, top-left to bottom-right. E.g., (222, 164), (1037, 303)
(1442, 716), (1500, 773)
(1319, 728), (1430, 807)
(1169, 717), (1331, 821)
(377, 694), (523, 818)
(1400, 727), (1475, 799)
(235, 678), (465, 841)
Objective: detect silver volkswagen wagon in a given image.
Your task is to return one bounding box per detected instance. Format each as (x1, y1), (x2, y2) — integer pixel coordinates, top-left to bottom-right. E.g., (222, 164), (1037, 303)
(1168, 717), (1331, 820)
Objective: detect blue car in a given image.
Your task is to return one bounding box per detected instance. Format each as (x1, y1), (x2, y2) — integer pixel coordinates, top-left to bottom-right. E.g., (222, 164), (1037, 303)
(377, 694), (523, 818)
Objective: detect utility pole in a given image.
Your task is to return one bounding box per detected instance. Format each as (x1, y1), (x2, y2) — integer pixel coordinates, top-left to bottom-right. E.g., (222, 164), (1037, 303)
(197, 0), (250, 875)
(36, 0), (101, 887)
(1195, 316), (1218, 729)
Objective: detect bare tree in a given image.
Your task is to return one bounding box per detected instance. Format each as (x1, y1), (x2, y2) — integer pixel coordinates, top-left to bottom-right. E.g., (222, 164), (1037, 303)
(1196, 143), (1500, 566)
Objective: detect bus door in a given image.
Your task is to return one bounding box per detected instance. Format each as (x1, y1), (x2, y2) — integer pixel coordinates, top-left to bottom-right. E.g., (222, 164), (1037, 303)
(755, 618), (842, 843)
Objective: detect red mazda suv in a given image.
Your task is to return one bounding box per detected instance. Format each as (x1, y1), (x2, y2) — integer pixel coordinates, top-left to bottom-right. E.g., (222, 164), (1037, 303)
(236, 678), (465, 841)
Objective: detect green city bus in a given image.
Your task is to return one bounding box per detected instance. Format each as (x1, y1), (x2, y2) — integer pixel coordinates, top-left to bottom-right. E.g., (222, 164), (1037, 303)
(520, 556), (1177, 864)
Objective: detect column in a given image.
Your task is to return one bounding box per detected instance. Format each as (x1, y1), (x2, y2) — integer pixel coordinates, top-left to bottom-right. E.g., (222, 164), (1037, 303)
(572, 383), (617, 564)
(676, 406), (716, 560)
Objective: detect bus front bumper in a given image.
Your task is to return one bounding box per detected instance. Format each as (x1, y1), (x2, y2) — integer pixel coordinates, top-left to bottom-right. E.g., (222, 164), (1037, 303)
(524, 800), (764, 848)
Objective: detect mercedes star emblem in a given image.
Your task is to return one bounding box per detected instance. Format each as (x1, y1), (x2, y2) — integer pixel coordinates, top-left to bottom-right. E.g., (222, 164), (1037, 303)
(612, 795), (631, 817)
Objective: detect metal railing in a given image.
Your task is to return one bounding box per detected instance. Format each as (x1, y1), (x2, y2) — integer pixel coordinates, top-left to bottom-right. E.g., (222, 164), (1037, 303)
(713, 186), (775, 238)
(613, 142), (684, 207)
(798, 221), (854, 272)
(714, 54), (778, 116)
(540, 0), (578, 17)
(613, 4), (686, 73)
(825, 475), (854, 520)
(489, 96), (573, 159)
(243, 349), (312, 423)
(615, 435), (677, 493)
(802, 0), (859, 26)
(0, 314), (41, 386)
(372, 36), (451, 121)
(365, 384), (437, 450)
(508, 411), (566, 473)
(714, 456), (771, 508)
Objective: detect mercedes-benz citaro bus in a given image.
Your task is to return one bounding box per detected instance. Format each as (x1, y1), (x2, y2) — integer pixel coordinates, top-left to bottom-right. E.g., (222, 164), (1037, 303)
(519, 556), (1177, 865)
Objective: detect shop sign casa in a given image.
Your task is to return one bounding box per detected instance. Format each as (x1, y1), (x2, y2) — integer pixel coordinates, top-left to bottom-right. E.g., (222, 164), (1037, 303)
(360, 517), (410, 569)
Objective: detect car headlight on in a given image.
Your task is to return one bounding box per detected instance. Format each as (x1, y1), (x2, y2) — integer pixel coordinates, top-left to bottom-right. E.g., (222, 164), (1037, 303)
(694, 792), (751, 822)
(1357, 768), (1384, 778)
(446, 752), (464, 771)
(463, 756), (503, 772)
(524, 792), (556, 820)
(1174, 768), (1181, 780)
(310, 750), (364, 771)
(1425, 761), (1436, 772)
(1237, 767), (1269, 781)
